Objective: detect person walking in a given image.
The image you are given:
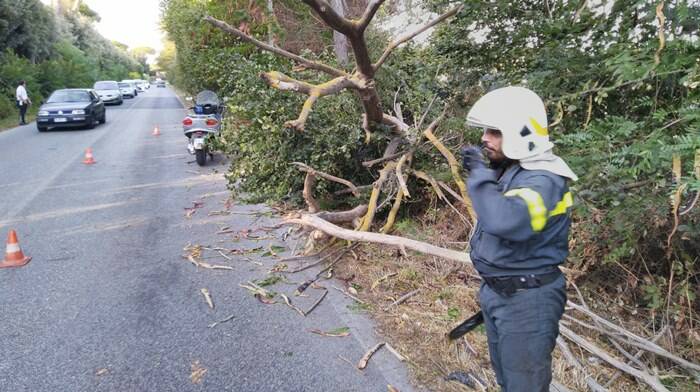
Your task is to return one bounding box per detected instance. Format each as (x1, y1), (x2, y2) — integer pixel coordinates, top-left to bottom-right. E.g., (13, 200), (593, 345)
(461, 86), (578, 392)
(16, 80), (32, 125)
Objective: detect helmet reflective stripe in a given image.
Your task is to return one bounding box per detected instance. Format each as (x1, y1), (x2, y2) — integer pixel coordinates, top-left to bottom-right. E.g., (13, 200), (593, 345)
(504, 188), (548, 232)
(467, 86), (553, 160)
(505, 189), (574, 232)
(529, 117), (548, 137)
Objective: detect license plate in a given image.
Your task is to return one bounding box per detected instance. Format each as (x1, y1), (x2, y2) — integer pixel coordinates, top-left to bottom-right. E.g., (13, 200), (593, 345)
(193, 138), (205, 149)
(54, 118), (67, 123)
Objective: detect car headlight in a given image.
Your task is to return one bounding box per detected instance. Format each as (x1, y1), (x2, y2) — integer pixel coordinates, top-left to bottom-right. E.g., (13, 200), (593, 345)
(38, 110), (49, 116)
(72, 109), (86, 115)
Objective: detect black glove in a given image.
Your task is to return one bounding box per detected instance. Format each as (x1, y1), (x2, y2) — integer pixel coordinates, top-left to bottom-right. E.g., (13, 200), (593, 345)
(461, 146), (486, 172)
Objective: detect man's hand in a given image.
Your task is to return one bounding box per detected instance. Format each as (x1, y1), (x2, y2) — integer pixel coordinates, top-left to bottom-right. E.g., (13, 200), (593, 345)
(461, 146), (486, 173)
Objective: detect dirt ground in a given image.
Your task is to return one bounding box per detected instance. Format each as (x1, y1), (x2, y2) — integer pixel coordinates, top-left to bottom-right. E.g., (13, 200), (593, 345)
(321, 207), (697, 392)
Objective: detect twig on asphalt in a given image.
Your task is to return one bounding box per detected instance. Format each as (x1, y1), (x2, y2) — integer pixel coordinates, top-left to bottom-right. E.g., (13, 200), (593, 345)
(304, 289), (328, 316)
(187, 255), (234, 270)
(358, 342), (385, 369)
(200, 288), (214, 309)
(281, 294), (306, 317)
(208, 314), (236, 328)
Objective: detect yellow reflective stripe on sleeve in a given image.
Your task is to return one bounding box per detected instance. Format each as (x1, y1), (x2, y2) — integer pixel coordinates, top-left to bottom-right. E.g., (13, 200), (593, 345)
(549, 191), (573, 218)
(504, 188), (548, 232)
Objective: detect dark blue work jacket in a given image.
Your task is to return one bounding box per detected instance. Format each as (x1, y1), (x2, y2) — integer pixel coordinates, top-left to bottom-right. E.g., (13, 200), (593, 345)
(467, 163), (572, 277)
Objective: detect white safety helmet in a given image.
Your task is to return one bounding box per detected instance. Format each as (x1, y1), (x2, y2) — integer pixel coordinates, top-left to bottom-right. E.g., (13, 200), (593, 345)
(466, 86), (553, 160)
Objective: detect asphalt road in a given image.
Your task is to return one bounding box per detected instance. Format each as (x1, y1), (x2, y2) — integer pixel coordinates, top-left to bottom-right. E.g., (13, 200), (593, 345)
(0, 87), (413, 391)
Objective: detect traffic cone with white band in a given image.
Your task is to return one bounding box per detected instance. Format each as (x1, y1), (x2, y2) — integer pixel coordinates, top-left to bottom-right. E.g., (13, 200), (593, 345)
(0, 230), (31, 268)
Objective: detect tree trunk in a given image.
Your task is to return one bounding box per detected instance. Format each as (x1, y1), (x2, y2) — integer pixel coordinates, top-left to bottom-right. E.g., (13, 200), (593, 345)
(330, 0), (349, 65)
(267, 0), (275, 46)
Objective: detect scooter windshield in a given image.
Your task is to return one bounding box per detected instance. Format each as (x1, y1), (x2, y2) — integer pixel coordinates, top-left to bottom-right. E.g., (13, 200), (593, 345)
(195, 90), (220, 107)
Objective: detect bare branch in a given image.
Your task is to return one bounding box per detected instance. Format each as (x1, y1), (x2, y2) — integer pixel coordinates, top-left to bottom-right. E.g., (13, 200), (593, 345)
(204, 15), (347, 77)
(292, 162), (359, 196)
(357, 0), (385, 32)
(559, 325), (669, 392)
(285, 214), (471, 263)
(303, 172), (320, 213)
(302, 0), (354, 35)
(287, 92), (320, 131)
(422, 116), (477, 222)
(380, 188), (404, 233)
(373, 5), (463, 71)
(261, 73), (355, 130)
(382, 113), (411, 134)
(567, 300), (700, 374)
(261, 71), (315, 94)
(358, 162), (396, 231)
(363, 150), (407, 168)
(395, 153), (412, 198)
(412, 170), (446, 201)
(316, 205), (368, 224)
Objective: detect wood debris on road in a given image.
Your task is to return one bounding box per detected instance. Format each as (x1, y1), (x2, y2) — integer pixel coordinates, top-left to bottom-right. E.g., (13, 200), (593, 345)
(189, 360), (207, 384)
(208, 314), (236, 328)
(309, 327), (350, 337)
(358, 342), (385, 369)
(187, 255), (234, 271)
(200, 288), (214, 309)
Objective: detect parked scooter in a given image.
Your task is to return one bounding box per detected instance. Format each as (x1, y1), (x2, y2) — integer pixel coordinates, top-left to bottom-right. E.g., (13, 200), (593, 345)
(183, 90), (223, 166)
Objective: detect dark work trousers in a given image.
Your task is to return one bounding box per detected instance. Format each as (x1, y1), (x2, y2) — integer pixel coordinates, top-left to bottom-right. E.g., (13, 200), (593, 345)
(479, 274), (566, 392)
(18, 103), (27, 124)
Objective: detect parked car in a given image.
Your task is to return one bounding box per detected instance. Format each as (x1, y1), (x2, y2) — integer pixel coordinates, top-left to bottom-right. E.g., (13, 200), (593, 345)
(134, 80), (146, 92)
(93, 80), (123, 105)
(119, 81), (138, 98)
(36, 89), (106, 132)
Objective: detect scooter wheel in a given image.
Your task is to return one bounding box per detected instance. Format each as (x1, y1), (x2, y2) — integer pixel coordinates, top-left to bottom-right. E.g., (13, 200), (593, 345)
(195, 149), (207, 166)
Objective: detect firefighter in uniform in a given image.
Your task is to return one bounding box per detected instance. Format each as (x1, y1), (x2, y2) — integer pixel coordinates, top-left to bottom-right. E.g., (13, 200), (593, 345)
(461, 86), (578, 392)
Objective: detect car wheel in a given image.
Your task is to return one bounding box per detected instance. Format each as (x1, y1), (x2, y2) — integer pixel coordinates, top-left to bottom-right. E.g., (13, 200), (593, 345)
(37, 125), (48, 132)
(86, 115), (96, 129)
(118, 99), (123, 105)
(99, 111), (106, 124)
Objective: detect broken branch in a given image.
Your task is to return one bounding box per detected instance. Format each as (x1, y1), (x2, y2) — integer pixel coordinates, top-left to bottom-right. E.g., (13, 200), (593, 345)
(374, 5), (464, 71)
(559, 325), (669, 392)
(286, 214), (471, 263)
(292, 162), (359, 196)
(358, 342), (385, 369)
(204, 16), (347, 77)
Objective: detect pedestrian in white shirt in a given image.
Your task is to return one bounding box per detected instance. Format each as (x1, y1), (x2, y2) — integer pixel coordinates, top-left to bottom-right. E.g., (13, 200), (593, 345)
(16, 80), (31, 125)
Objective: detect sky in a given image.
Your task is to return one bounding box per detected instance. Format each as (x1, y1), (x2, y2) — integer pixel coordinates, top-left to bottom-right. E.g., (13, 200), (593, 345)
(41, 0), (165, 54)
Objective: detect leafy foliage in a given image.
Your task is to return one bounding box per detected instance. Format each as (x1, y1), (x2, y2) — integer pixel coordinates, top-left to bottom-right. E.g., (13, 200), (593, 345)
(0, 0), (144, 120)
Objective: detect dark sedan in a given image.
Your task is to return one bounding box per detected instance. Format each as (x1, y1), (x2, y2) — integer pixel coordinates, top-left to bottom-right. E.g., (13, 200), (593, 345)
(36, 89), (106, 132)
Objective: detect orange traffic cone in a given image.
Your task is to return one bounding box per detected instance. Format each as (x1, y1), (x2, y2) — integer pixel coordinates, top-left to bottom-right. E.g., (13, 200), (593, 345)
(83, 148), (96, 164)
(0, 230), (31, 268)
(152, 125), (160, 136)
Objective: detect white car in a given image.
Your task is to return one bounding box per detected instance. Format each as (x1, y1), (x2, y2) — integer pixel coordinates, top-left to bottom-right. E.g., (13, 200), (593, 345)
(93, 81), (123, 105)
(135, 80), (147, 92)
(118, 82), (138, 98)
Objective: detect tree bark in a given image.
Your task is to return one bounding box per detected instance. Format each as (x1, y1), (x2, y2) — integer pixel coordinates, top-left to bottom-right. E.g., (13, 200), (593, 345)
(330, 0), (349, 65)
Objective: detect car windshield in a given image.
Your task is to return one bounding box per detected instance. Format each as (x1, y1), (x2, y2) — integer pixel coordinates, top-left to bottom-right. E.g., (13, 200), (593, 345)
(119, 83), (130, 88)
(94, 81), (118, 90)
(47, 90), (91, 103)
